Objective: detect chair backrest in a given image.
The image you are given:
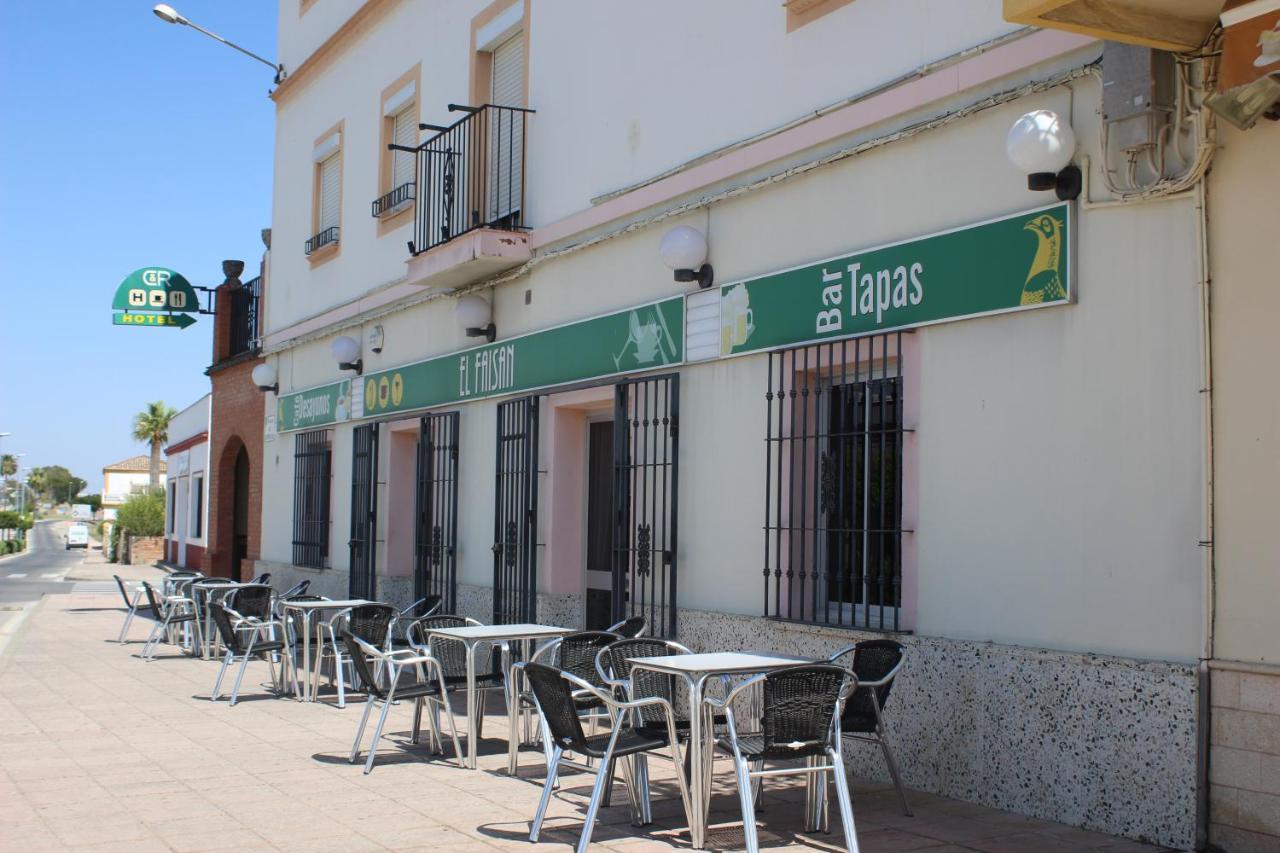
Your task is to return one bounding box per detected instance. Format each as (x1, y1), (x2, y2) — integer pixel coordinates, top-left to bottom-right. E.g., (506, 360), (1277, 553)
(524, 663), (590, 753)
(347, 604), (398, 646)
(607, 616), (647, 639)
(229, 585), (273, 622)
(599, 637), (690, 725)
(283, 595), (327, 640)
(249, 572), (272, 585)
(407, 615), (476, 679)
(114, 575), (135, 610)
(280, 580), (311, 599)
(209, 602), (245, 655)
(141, 581), (164, 615)
(839, 639), (904, 732)
(190, 578), (234, 616)
(758, 664), (849, 759)
(402, 594), (443, 619)
(341, 630), (386, 698)
(552, 631), (621, 689)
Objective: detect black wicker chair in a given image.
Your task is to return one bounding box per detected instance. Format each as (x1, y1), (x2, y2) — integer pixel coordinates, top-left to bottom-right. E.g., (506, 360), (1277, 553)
(343, 630), (461, 773)
(519, 631), (620, 772)
(606, 616), (648, 639)
(209, 602), (287, 706)
(249, 572), (272, 585)
(139, 581), (198, 661)
(317, 603), (398, 707)
(406, 615), (505, 742)
(828, 639), (912, 816)
(520, 662), (692, 852)
(278, 579), (311, 601)
(113, 574), (147, 644)
(227, 584), (274, 622)
(710, 664), (859, 853)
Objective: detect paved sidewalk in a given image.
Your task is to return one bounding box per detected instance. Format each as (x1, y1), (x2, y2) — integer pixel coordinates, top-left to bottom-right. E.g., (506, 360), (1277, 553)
(0, 593), (1173, 852)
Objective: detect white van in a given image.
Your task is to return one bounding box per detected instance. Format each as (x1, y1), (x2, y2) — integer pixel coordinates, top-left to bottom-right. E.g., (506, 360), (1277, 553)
(66, 523), (90, 550)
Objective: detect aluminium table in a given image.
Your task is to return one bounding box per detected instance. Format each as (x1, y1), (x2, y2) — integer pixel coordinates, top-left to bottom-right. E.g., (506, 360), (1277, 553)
(279, 598), (371, 702)
(423, 623), (573, 770)
(626, 651), (811, 849)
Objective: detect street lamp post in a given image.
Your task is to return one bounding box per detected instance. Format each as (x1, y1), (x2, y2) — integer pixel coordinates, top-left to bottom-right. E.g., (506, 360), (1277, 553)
(151, 5), (285, 84)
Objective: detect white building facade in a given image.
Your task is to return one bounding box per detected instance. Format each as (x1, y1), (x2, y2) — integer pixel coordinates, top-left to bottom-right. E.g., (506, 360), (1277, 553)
(248, 2), (1266, 847)
(163, 394), (211, 570)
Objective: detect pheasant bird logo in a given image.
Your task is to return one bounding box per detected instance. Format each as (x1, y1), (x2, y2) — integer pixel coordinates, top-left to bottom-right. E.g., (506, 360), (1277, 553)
(1020, 213), (1067, 305)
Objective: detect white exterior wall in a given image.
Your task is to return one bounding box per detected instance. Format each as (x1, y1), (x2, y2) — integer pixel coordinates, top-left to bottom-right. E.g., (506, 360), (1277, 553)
(164, 395), (210, 565)
(256, 5), (1213, 843)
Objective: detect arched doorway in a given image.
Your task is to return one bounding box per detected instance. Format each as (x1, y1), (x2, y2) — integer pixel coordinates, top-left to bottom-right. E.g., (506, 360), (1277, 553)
(232, 446), (250, 581)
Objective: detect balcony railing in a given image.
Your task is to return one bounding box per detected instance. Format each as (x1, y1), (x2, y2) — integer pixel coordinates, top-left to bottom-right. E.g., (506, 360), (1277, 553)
(401, 104), (533, 256)
(226, 275), (261, 358)
(305, 226), (340, 255)
(371, 182), (416, 218)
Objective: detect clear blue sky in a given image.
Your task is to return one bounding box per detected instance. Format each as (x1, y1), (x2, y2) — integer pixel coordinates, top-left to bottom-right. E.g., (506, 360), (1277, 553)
(0, 1), (276, 492)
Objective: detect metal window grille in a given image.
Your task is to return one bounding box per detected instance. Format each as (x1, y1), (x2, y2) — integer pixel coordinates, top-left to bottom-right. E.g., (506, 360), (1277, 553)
(492, 396), (539, 624)
(415, 412), (459, 614)
(349, 422), (380, 600)
(613, 375), (680, 638)
(292, 429), (332, 569)
(763, 333), (906, 631)
(192, 475), (203, 538)
(226, 276), (261, 358)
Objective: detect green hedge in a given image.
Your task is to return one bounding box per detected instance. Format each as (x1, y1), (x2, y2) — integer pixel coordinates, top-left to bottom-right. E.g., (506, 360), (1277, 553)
(0, 538), (24, 555)
(116, 489), (166, 538)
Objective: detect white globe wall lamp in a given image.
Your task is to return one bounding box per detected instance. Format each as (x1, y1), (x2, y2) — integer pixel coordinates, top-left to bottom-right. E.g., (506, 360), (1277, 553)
(659, 226), (714, 289)
(331, 335), (363, 375)
(251, 362), (279, 394)
(456, 294), (497, 343)
(1006, 110), (1081, 201)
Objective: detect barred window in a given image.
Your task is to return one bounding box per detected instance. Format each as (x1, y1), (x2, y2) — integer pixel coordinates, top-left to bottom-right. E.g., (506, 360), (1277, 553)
(293, 429), (333, 569)
(763, 333), (905, 630)
(191, 475), (203, 538)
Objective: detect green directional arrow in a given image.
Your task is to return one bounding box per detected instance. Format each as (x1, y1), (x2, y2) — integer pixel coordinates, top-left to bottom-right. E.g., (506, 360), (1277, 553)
(113, 312), (197, 329)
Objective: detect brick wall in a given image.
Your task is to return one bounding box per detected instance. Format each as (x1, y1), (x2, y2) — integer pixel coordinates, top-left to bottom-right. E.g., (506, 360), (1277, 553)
(126, 536), (165, 566)
(205, 356), (264, 581)
(1209, 661), (1280, 852)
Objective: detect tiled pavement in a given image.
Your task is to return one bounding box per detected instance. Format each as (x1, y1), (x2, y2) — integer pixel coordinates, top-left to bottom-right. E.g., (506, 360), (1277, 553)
(0, 591), (1175, 852)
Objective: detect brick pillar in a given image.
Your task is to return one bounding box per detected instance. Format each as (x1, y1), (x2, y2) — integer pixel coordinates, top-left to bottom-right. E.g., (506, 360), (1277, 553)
(211, 260), (245, 364)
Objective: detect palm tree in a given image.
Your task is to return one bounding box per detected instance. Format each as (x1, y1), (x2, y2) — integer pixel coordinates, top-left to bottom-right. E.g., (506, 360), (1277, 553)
(132, 401), (177, 488)
(0, 454), (15, 478)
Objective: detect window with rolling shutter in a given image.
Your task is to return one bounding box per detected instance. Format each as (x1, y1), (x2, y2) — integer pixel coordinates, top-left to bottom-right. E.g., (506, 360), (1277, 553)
(391, 105), (416, 197)
(488, 33), (524, 222)
(318, 152), (341, 233)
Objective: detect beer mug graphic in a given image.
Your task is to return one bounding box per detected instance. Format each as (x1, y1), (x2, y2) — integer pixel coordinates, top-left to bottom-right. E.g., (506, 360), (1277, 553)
(721, 284), (755, 352)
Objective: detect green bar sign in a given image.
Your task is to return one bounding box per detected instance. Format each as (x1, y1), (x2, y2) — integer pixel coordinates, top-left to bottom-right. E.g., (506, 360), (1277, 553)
(358, 297), (684, 419)
(276, 379), (352, 432)
(719, 203), (1072, 356)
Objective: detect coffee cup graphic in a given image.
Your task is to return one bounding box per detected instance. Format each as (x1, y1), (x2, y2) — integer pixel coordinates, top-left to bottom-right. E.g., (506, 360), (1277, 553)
(1257, 24), (1280, 67)
(721, 284), (755, 352)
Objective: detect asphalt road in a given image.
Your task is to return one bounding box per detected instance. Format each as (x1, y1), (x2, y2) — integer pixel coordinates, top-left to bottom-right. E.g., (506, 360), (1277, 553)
(0, 519), (88, 605)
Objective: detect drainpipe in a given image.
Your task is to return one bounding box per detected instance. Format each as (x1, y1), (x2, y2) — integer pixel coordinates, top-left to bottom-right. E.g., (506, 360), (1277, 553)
(1193, 176), (1214, 852)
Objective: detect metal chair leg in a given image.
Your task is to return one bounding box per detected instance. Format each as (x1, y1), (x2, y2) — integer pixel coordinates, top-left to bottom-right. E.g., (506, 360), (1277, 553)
(363, 694), (395, 774)
(734, 755), (760, 853)
(530, 746), (563, 842)
(350, 696), (377, 764)
(876, 725), (913, 817)
(828, 747), (861, 853)
(576, 747), (617, 853)
(230, 653), (252, 706)
(412, 697), (424, 745)
(212, 650), (233, 700)
(118, 604), (137, 643)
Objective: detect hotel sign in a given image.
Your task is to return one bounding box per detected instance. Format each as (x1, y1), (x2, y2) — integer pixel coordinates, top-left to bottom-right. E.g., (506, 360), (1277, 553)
(275, 298), (684, 431)
(718, 202), (1072, 356)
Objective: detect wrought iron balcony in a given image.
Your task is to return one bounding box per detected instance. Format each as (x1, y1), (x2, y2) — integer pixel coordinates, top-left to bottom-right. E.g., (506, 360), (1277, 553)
(371, 182), (416, 218)
(304, 226), (340, 255)
(397, 104), (533, 257)
(226, 275), (261, 358)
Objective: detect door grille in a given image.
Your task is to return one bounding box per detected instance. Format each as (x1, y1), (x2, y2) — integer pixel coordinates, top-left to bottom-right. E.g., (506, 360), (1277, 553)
(613, 374), (680, 638)
(415, 412), (459, 614)
(493, 397), (539, 624)
(349, 422), (380, 600)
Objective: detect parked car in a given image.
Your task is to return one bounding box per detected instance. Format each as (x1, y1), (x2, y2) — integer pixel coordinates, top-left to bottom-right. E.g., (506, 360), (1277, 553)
(66, 523), (90, 550)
